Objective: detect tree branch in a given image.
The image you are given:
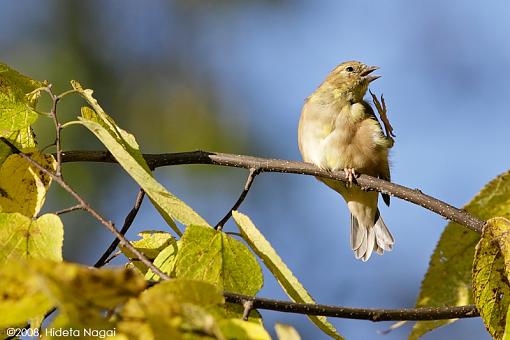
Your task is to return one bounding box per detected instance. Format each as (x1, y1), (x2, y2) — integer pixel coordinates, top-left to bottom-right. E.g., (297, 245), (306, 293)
(54, 204), (84, 215)
(223, 292), (479, 321)
(94, 188), (145, 268)
(60, 150), (485, 233)
(215, 167), (259, 230)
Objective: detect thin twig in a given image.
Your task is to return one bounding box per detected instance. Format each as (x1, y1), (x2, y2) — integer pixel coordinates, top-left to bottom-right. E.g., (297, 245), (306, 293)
(94, 188), (145, 268)
(0, 138), (169, 281)
(103, 251), (122, 266)
(38, 85), (63, 177)
(59, 150), (486, 234)
(223, 292), (479, 321)
(215, 168), (259, 230)
(54, 204), (84, 215)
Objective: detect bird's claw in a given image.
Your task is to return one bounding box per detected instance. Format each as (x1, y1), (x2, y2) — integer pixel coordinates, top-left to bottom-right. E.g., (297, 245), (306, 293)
(344, 168), (356, 187)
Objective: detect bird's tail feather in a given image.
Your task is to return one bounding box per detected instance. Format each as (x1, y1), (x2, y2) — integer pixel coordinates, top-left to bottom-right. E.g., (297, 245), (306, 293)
(350, 209), (394, 261)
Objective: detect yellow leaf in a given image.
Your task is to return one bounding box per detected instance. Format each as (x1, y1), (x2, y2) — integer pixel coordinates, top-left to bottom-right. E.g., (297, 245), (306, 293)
(275, 323), (301, 340)
(0, 63), (44, 137)
(0, 261), (53, 327)
(34, 261), (146, 330)
(0, 126), (36, 164)
(473, 217), (510, 339)
(0, 213), (63, 264)
(0, 151), (56, 217)
(219, 318), (272, 340)
(119, 230), (177, 276)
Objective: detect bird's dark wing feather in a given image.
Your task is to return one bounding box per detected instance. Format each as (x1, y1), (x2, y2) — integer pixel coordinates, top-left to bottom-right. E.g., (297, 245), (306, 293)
(362, 101), (391, 206)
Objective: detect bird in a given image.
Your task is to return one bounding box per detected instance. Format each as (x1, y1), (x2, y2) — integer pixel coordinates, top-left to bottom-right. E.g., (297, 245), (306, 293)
(298, 60), (394, 261)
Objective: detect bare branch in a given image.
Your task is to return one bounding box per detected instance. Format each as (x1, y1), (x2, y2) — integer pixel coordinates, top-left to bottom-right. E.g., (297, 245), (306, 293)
(223, 292), (479, 321)
(215, 167), (259, 230)
(54, 204), (84, 215)
(94, 188), (146, 268)
(38, 85), (63, 177)
(60, 150), (486, 234)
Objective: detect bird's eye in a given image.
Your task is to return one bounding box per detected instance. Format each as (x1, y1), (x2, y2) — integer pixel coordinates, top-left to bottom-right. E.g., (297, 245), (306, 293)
(345, 66), (354, 72)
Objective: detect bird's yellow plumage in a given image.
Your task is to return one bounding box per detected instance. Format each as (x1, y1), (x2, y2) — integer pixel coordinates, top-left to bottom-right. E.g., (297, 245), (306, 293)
(298, 61), (394, 261)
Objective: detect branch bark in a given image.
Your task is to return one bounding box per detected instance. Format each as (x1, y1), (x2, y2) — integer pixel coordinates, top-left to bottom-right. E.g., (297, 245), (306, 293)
(94, 188), (145, 268)
(223, 292), (479, 321)
(60, 150), (485, 233)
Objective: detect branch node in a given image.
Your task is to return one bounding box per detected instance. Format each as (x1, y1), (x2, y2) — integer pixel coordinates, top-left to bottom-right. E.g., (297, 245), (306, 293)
(242, 299), (254, 321)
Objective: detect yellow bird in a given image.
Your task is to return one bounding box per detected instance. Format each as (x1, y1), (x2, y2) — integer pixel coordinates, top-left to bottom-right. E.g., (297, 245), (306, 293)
(298, 61), (394, 261)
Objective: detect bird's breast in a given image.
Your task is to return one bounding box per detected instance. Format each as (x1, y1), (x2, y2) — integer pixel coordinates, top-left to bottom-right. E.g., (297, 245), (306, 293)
(299, 101), (386, 175)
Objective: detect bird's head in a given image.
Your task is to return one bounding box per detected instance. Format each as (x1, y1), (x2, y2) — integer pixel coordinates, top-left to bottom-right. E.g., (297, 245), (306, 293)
(324, 61), (380, 102)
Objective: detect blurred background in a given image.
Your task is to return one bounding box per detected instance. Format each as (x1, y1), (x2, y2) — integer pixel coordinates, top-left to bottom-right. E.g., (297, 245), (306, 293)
(1, 1), (508, 339)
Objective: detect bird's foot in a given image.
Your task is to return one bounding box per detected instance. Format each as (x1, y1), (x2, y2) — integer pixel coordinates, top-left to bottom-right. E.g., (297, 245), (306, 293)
(344, 168), (357, 187)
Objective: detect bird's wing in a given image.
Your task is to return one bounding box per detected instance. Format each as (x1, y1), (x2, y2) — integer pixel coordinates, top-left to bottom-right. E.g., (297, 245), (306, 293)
(362, 101), (391, 206)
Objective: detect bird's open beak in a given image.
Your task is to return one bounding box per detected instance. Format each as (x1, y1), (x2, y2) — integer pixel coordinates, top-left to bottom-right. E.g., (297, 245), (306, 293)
(361, 66), (380, 83)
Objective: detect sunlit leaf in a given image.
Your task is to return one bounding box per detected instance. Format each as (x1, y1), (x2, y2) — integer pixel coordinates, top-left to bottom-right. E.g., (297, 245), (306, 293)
(219, 318), (271, 340)
(0, 63), (44, 137)
(118, 279), (224, 339)
(0, 261), (53, 327)
(411, 170), (510, 339)
(0, 126), (36, 164)
(120, 230), (176, 275)
(174, 224), (263, 296)
(35, 261), (146, 329)
(145, 240), (180, 281)
(0, 151), (56, 217)
(224, 302), (264, 326)
(232, 211), (343, 340)
(73, 81), (210, 234)
(473, 217), (510, 339)
(275, 323), (301, 340)
(0, 213), (63, 264)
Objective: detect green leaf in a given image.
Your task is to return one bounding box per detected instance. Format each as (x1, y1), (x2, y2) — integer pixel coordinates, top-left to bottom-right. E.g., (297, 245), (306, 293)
(0, 126), (36, 164)
(73, 82), (209, 234)
(411, 170), (510, 339)
(504, 307), (510, 340)
(175, 224), (263, 295)
(275, 323), (301, 340)
(120, 230), (177, 276)
(145, 240), (180, 281)
(219, 318), (271, 340)
(0, 63), (44, 137)
(0, 213), (63, 264)
(0, 151), (56, 217)
(224, 302), (264, 325)
(232, 211), (343, 340)
(130, 230), (175, 258)
(473, 217), (510, 339)
(0, 261), (53, 327)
